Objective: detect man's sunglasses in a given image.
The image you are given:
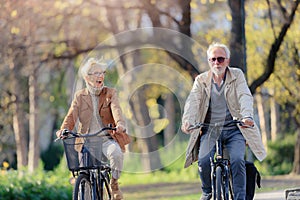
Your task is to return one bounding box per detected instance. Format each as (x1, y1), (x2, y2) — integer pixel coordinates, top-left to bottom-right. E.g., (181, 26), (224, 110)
(208, 57), (227, 63)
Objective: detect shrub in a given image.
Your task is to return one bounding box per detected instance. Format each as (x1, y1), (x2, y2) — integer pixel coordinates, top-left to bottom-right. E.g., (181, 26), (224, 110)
(255, 133), (295, 175)
(0, 159), (72, 200)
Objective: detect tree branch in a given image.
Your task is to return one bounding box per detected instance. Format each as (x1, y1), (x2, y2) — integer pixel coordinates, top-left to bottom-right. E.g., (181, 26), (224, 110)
(249, 1), (299, 94)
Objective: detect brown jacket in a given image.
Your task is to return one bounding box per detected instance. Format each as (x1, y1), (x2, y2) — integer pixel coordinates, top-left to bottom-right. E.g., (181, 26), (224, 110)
(60, 87), (130, 151)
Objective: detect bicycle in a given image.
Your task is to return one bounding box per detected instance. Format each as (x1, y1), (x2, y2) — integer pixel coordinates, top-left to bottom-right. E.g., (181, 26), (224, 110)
(188, 119), (251, 200)
(56, 125), (116, 200)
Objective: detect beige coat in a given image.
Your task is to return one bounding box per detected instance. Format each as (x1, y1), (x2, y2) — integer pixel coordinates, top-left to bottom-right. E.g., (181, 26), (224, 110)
(60, 87), (130, 152)
(182, 67), (266, 168)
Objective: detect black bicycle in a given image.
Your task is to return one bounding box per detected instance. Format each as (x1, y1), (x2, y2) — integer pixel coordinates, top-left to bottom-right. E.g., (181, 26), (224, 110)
(188, 119), (251, 200)
(56, 126), (116, 200)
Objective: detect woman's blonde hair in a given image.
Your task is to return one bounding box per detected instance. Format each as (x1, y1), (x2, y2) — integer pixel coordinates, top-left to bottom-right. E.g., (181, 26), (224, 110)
(81, 58), (107, 77)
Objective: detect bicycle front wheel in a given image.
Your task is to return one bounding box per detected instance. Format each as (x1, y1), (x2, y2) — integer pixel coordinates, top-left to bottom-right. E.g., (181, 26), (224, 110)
(215, 166), (230, 200)
(99, 171), (111, 200)
(73, 173), (93, 200)
(216, 166), (223, 200)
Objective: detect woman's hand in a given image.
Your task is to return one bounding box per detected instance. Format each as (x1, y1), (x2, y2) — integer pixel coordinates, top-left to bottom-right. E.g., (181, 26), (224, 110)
(55, 129), (69, 139)
(56, 130), (63, 138)
(113, 124), (126, 135)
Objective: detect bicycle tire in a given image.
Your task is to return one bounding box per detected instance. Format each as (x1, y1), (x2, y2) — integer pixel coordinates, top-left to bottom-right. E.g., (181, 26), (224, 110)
(216, 166), (223, 200)
(99, 171), (111, 200)
(223, 168), (230, 200)
(73, 173), (93, 200)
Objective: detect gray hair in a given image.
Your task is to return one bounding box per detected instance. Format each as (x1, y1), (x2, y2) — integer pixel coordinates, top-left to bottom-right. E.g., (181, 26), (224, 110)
(207, 42), (231, 59)
(81, 58), (107, 77)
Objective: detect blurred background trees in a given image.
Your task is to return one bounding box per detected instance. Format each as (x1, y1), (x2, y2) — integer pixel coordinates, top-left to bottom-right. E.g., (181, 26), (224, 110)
(0, 0), (299, 175)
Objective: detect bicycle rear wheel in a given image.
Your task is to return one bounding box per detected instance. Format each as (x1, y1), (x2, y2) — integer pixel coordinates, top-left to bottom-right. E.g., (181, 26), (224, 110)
(73, 173), (93, 200)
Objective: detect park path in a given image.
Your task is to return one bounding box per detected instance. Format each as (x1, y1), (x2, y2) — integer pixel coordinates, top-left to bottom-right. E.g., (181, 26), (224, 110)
(122, 175), (300, 200)
(254, 190), (286, 200)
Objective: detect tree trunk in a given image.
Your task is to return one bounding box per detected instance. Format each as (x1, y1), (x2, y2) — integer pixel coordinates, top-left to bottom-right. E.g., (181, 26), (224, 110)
(10, 61), (28, 169)
(228, 0), (246, 72)
(130, 87), (162, 171)
(255, 93), (268, 150)
(130, 50), (162, 171)
(270, 88), (279, 141)
(28, 73), (40, 172)
(292, 128), (300, 174)
(164, 94), (175, 146)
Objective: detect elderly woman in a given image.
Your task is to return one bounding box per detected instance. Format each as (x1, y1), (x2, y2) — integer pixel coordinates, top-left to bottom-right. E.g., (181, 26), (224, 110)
(56, 58), (130, 200)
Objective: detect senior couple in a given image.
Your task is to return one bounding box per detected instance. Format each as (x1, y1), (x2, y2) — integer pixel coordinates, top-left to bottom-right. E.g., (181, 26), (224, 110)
(56, 42), (266, 200)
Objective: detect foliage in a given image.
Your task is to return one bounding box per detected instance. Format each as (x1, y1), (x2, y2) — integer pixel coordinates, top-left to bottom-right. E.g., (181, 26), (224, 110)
(255, 133), (296, 175)
(0, 161), (72, 200)
(41, 142), (64, 171)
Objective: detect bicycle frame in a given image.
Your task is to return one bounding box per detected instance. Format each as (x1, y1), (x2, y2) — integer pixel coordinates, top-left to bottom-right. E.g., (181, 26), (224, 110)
(188, 120), (246, 200)
(210, 127), (232, 200)
(79, 146), (112, 200)
(59, 126), (116, 200)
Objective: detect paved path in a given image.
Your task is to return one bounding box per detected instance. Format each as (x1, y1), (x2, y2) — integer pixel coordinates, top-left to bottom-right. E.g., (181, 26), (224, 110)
(255, 189), (300, 200)
(254, 190), (286, 200)
(122, 175), (300, 200)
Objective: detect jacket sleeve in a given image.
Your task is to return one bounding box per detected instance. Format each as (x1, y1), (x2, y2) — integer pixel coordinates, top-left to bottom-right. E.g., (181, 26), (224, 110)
(110, 89), (126, 127)
(60, 92), (80, 131)
(235, 69), (254, 119)
(182, 75), (202, 125)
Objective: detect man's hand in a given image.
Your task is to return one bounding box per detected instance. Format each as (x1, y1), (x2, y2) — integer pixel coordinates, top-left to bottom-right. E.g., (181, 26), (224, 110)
(241, 118), (254, 128)
(181, 121), (191, 134)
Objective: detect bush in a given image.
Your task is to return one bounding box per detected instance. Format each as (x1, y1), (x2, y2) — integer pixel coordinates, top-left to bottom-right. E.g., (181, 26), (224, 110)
(0, 159), (72, 200)
(255, 133), (295, 175)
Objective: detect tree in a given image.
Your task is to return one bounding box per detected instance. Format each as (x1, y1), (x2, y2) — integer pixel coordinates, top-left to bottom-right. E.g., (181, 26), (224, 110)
(249, 0), (299, 94)
(1, 0), (299, 175)
(245, 0), (300, 173)
(228, 0), (247, 72)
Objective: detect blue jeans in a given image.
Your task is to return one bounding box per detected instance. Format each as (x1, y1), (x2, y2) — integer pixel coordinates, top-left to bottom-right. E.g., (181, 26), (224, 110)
(198, 127), (246, 200)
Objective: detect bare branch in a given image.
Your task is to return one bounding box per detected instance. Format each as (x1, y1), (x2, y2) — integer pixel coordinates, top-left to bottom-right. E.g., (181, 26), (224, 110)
(249, 1), (299, 94)
(266, 0), (277, 38)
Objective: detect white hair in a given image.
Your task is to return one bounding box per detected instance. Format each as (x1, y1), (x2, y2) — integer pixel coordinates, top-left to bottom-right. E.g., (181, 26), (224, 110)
(207, 42), (231, 58)
(81, 57), (107, 77)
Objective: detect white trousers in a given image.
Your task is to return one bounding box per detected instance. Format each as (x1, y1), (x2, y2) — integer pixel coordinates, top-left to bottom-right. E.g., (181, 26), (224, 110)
(102, 139), (124, 179)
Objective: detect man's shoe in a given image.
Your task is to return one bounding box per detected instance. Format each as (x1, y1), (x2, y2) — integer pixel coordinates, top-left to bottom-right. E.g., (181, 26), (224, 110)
(200, 193), (212, 200)
(110, 178), (124, 200)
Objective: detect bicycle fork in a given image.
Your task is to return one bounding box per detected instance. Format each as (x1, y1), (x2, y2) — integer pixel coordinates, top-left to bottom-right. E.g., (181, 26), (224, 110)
(89, 171), (97, 200)
(211, 137), (230, 200)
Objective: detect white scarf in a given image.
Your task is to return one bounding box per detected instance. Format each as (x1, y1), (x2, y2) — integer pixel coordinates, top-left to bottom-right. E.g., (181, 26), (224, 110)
(86, 83), (103, 96)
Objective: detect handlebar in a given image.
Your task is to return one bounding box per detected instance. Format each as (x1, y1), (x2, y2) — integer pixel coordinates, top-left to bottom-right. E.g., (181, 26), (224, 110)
(187, 119), (253, 131)
(54, 125), (117, 142)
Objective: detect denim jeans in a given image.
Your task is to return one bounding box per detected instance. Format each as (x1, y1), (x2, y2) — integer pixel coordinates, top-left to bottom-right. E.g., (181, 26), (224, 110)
(198, 127), (246, 200)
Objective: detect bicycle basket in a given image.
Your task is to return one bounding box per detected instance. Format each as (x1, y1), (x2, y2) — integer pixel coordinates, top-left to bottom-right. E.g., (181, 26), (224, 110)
(63, 136), (103, 171)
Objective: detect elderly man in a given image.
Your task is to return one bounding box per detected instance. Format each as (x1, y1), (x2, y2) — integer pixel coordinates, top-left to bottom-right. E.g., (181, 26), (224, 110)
(181, 42), (266, 200)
